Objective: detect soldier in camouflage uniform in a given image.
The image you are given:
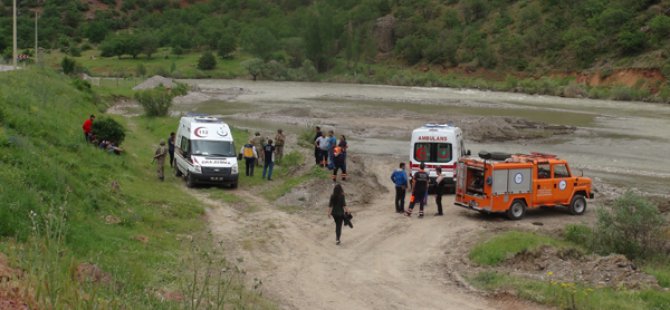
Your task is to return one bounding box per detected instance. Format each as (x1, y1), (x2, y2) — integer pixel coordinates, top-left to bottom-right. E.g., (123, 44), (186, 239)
(252, 132), (265, 167)
(274, 129), (286, 163)
(153, 140), (167, 181)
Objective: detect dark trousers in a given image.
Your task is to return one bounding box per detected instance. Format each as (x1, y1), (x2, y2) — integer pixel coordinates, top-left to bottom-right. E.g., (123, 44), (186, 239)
(245, 157), (255, 176)
(332, 164), (346, 180)
(435, 193), (443, 214)
(319, 150), (328, 166)
(333, 215), (344, 241)
(314, 147), (321, 165)
(407, 193), (426, 214)
(395, 186), (406, 213)
(168, 150), (174, 167)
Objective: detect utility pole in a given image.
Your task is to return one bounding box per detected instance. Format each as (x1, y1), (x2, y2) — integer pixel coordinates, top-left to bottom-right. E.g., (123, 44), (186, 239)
(13, 0), (18, 69)
(35, 10), (38, 64)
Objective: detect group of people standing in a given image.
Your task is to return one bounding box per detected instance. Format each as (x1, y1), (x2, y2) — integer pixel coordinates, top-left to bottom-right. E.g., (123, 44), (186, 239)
(313, 126), (348, 182)
(391, 162), (447, 217)
(239, 129), (286, 180)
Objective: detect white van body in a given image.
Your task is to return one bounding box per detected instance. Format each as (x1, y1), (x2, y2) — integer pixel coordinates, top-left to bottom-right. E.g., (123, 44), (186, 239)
(409, 123), (467, 192)
(174, 116), (239, 188)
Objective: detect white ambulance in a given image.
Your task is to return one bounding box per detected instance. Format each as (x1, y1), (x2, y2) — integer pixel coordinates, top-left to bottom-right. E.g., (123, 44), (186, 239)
(174, 115), (239, 188)
(409, 123), (469, 193)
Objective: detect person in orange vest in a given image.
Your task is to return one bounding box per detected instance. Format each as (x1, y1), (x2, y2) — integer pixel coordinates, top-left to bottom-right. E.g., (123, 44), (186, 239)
(405, 162), (429, 218)
(331, 145), (347, 182)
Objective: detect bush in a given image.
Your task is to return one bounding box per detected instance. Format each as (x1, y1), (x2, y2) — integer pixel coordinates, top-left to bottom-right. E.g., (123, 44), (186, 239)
(563, 224), (593, 247)
(649, 15), (670, 43)
(593, 191), (666, 260)
(134, 84), (188, 117)
(197, 51), (217, 70)
(617, 31), (646, 55)
(91, 117), (126, 145)
(61, 57), (77, 75)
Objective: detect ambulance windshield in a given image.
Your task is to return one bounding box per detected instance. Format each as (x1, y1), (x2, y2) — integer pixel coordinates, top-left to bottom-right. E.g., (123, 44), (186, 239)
(414, 143), (452, 163)
(192, 140), (236, 157)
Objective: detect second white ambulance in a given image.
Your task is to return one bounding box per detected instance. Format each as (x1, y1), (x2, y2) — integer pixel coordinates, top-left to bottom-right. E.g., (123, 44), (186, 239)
(409, 123), (469, 193)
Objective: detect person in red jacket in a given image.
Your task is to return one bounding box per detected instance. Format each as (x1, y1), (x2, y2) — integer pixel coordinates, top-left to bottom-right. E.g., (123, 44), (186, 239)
(82, 114), (95, 142)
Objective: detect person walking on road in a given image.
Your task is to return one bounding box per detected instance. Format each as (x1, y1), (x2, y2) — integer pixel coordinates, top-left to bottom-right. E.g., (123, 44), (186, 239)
(240, 139), (258, 177)
(328, 184), (350, 245)
(434, 167), (446, 216)
(391, 162), (409, 213)
(262, 139), (275, 180)
(405, 162), (429, 218)
(314, 126), (323, 165)
(153, 140), (168, 181)
(168, 132), (176, 168)
(274, 129), (286, 163)
(82, 114), (95, 142)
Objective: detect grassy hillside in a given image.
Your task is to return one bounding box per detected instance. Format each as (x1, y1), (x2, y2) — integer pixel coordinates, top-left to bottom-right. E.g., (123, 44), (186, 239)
(0, 68), (272, 308)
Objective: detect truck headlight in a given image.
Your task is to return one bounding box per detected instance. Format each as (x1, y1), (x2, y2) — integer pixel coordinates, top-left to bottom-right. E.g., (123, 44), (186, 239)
(193, 164), (202, 174)
(232, 164), (238, 174)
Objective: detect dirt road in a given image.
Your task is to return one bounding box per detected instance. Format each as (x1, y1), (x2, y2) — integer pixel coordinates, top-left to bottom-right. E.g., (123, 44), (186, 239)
(203, 154), (551, 310)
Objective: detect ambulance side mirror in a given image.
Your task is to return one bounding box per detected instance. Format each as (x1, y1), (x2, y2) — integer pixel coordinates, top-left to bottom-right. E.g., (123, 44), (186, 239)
(466, 150), (471, 156)
(486, 176), (492, 186)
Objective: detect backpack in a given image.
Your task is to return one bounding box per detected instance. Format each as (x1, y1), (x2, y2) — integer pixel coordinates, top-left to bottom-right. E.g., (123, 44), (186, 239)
(243, 145), (254, 158)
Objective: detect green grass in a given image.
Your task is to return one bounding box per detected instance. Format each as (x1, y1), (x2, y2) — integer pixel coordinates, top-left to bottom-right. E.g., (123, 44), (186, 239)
(43, 49), (248, 79)
(470, 271), (670, 310)
(469, 231), (570, 266)
(643, 263), (670, 288)
(0, 68), (273, 308)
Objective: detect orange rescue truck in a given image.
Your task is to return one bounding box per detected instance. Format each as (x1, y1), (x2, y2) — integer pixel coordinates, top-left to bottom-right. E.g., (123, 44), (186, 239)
(454, 151), (594, 220)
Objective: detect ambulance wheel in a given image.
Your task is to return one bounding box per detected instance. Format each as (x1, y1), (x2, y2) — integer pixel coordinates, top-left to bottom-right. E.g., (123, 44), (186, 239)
(507, 200), (526, 220)
(174, 167), (183, 177)
(185, 173), (195, 188)
(569, 195), (587, 215)
(230, 182), (238, 189)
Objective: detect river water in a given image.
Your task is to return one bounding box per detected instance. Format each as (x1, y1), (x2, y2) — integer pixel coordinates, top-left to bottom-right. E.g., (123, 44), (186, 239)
(180, 79), (670, 196)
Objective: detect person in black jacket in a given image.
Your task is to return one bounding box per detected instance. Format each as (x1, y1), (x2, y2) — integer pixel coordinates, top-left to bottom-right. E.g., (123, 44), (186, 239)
(434, 167), (446, 216)
(328, 184), (350, 245)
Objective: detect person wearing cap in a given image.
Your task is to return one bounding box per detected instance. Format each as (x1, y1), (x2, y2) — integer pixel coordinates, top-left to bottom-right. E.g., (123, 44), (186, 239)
(153, 139), (168, 181)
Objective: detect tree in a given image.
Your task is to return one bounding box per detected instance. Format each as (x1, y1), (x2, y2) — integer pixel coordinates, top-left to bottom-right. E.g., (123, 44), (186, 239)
(241, 27), (277, 61)
(138, 33), (160, 59)
(135, 84), (188, 117)
(303, 3), (337, 72)
(618, 30), (645, 55)
(217, 32), (237, 59)
(649, 15), (670, 44)
(197, 52), (217, 70)
(242, 58), (264, 81)
(61, 57), (76, 75)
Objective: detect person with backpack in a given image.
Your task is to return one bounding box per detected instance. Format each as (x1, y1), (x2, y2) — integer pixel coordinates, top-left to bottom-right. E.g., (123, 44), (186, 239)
(262, 139), (275, 180)
(405, 162), (429, 218)
(328, 184), (350, 245)
(434, 167), (446, 216)
(239, 139), (258, 177)
(391, 162), (409, 213)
